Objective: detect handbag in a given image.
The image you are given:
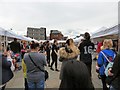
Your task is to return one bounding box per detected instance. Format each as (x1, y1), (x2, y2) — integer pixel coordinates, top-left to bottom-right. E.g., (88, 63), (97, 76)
(7, 57), (15, 71)
(28, 54), (49, 81)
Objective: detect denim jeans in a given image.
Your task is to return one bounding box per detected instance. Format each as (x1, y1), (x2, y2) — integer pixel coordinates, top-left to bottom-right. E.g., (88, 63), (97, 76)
(28, 80), (44, 90)
(110, 85), (117, 90)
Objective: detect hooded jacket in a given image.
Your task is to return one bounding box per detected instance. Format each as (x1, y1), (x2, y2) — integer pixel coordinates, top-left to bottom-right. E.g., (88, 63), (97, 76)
(97, 49), (116, 75)
(59, 45), (80, 80)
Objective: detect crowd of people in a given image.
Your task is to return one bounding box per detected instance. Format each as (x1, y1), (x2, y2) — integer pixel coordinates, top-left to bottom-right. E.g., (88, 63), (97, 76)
(0, 32), (120, 90)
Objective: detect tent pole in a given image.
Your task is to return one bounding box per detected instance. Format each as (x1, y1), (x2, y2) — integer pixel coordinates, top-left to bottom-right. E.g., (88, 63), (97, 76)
(118, 24), (120, 54)
(118, 2), (120, 54)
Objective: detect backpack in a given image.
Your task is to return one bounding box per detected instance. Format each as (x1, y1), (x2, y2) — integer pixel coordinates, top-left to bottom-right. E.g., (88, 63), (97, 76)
(101, 51), (116, 77)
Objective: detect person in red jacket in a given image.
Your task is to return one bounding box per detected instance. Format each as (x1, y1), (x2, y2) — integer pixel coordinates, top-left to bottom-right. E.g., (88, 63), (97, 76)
(96, 41), (103, 53)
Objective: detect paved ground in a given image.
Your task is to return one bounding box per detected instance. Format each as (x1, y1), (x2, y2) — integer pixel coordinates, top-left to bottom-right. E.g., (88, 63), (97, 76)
(6, 56), (102, 89)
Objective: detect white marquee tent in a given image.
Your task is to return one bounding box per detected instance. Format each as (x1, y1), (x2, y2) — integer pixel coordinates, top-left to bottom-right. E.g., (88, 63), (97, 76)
(91, 25), (119, 39)
(0, 27), (19, 38)
(73, 36), (84, 42)
(0, 27), (38, 42)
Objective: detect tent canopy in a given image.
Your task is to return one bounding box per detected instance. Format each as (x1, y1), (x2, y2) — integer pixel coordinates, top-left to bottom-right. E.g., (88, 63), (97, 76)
(73, 36), (84, 42)
(0, 27), (38, 42)
(91, 25), (118, 39)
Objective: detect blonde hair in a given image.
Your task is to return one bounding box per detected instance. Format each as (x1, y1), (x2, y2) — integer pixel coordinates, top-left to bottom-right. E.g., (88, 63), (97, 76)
(66, 38), (74, 46)
(103, 39), (113, 49)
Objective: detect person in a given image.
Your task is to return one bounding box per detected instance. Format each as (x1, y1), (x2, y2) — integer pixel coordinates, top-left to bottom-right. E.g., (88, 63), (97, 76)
(97, 39), (116, 90)
(59, 38), (80, 80)
(112, 40), (118, 53)
(10, 38), (22, 63)
(22, 59), (28, 90)
(107, 54), (120, 90)
(24, 43), (47, 89)
(22, 49), (31, 90)
(59, 60), (94, 90)
(50, 39), (59, 71)
(45, 41), (51, 67)
(93, 41), (103, 61)
(39, 42), (45, 53)
(78, 32), (94, 77)
(0, 43), (14, 90)
(96, 41), (103, 54)
(21, 41), (27, 59)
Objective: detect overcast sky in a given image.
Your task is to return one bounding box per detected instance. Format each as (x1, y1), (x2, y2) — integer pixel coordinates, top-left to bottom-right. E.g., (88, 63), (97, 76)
(0, 0), (119, 37)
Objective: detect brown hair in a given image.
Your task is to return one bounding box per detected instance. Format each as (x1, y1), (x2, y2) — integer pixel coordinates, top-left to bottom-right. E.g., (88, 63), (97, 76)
(54, 39), (57, 44)
(84, 32), (90, 40)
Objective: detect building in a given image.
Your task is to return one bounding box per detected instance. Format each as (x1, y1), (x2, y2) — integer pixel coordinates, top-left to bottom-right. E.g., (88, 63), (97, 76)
(63, 36), (68, 40)
(27, 27), (46, 40)
(50, 30), (63, 40)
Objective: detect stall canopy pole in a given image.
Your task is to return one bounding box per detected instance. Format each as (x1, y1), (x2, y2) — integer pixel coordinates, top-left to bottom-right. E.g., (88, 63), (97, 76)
(118, 2), (120, 54)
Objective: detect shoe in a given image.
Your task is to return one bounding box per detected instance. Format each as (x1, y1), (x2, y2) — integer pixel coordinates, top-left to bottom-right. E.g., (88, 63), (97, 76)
(50, 67), (54, 71)
(55, 69), (59, 72)
(18, 66), (22, 70)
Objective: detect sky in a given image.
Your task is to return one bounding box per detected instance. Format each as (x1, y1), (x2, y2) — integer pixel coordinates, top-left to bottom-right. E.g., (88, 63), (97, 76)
(0, 0), (119, 37)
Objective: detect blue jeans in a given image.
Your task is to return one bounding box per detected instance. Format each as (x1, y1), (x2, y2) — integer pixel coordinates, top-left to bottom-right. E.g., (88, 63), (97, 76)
(110, 85), (117, 90)
(28, 80), (44, 90)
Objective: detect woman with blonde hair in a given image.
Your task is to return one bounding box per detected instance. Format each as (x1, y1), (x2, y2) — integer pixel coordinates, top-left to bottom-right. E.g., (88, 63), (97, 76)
(59, 38), (80, 80)
(97, 39), (116, 90)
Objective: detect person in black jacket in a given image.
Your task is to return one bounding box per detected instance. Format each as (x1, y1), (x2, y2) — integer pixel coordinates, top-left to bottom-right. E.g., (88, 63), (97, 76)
(10, 38), (21, 54)
(0, 43), (14, 90)
(50, 39), (59, 71)
(78, 32), (94, 77)
(108, 54), (120, 90)
(45, 41), (51, 67)
(10, 38), (21, 62)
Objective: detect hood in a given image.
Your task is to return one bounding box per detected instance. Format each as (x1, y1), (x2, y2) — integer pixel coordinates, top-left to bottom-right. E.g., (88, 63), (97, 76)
(59, 46), (80, 59)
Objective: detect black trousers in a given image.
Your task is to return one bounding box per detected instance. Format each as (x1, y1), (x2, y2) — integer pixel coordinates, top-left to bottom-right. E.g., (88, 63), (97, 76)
(51, 54), (58, 69)
(47, 53), (50, 65)
(24, 78), (28, 90)
(100, 75), (108, 90)
(85, 63), (92, 77)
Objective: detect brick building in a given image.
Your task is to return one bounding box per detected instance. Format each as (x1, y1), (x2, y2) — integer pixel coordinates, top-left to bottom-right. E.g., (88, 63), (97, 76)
(27, 27), (46, 40)
(50, 30), (63, 40)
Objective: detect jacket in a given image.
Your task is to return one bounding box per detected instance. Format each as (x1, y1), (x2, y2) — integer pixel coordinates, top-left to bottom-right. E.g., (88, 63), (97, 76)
(0, 53), (14, 85)
(78, 40), (94, 64)
(10, 41), (21, 53)
(59, 46), (80, 80)
(97, 49), (116, 75)
(24, 52), (47, 82)
(22, 59), (27, 78)
(110, 54), (120, 89)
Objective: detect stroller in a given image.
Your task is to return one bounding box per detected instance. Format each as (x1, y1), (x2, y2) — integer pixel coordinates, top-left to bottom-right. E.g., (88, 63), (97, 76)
(12, 53), (22, 71)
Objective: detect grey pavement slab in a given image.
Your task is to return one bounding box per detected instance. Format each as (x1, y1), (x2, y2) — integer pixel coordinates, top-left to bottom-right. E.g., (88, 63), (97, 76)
(6, 59), (102, 89)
